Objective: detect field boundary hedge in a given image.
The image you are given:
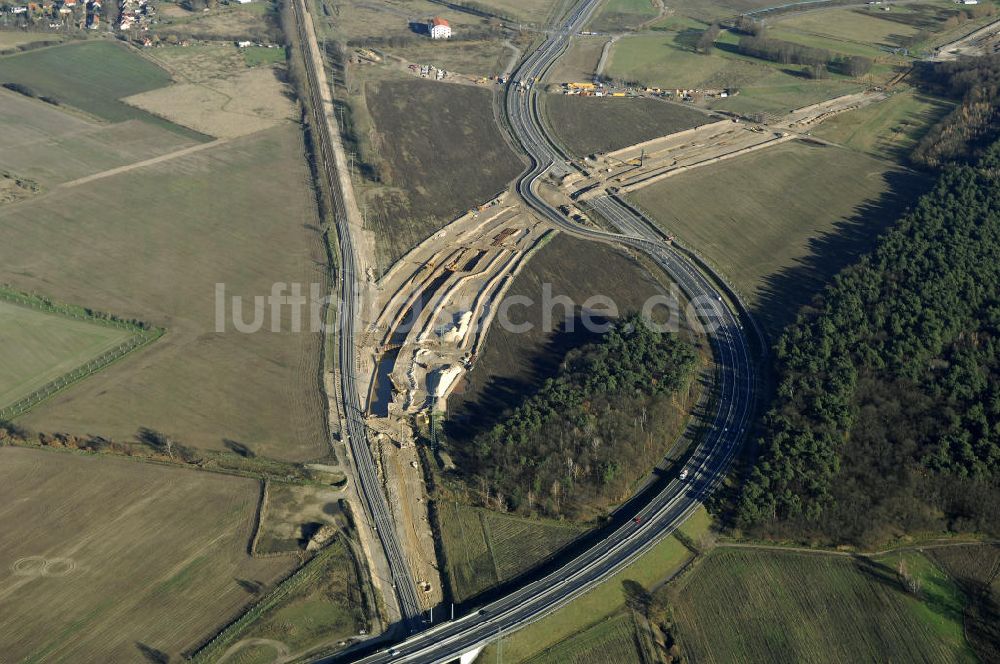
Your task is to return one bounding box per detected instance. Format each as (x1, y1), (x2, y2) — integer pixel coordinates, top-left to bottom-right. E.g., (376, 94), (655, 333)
(189, 538), (345, 662)
(0, 286), (164, 419)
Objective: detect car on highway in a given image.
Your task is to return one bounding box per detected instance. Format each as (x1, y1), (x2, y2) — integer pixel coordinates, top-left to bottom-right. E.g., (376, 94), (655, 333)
(679, 469), (689, 481)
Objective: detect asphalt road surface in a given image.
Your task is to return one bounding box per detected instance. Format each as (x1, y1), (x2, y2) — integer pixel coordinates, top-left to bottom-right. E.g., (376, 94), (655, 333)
(290, 0), (423, 629)
(328, 0), (761, 660)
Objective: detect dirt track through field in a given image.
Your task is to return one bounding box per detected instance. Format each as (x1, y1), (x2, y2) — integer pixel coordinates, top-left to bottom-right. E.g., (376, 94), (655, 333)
(58, 138), (228, 189)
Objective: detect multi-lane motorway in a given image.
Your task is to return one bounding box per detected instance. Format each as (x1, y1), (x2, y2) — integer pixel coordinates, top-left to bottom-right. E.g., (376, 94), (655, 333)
(331, 0), (760, 661)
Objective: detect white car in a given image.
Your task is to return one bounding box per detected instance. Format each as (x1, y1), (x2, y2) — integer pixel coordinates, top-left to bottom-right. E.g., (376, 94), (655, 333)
(679, 469), (689, 481)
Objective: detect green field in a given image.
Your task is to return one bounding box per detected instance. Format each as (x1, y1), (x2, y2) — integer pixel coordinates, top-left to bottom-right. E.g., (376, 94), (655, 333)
(588, 0), (659, 31)
(544, 36), (605, 84)
(523, 613), (644, 664)
(242, 46), (286, 67)
(763, 26), (887, 59)
(0, 41), (193, 131)
(363, 78), (523, 268)
(481, 534), (693, 662)
(605, 31), (863, 115)
(813, 89), (954, 161)
(0, 124), (329, 461)
(438, 502), (586, 602)
(712, 72), (862, 118)
(544, 93), (713, 156)
(607, 32), (756, 89)
(776, 6), (923, 48)
(929, 545), (1000, 663)
(667, 0), (777, 22)
(627, 140), (928, 336)
(0, 300), (134, 410)
(229, 538), (366, 656)
(672, 548), (976, 663)
(0, 32), (62, 50)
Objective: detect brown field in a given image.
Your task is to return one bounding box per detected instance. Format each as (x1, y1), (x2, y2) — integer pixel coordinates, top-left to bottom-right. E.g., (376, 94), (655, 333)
(362, 77), (523, 268)
(0, 123), (330, 461)
(544, 35), (606, 84)
(673, 547), (976, 663)
(471, 0), (567, 24)
(0, 31), (63, 49)
(0, 89), (200, 187)
(125, 66), (297, 138)
(145, 42), (252, 82)
(255, 483), (346, 554)
(628, 140), (929, 337)
(386, 40), (513, 77)
(543, 94), (714, 156)
(313, 0), (491, 44)
(156, 3), (280, 41)
(0, 446), (296, 663)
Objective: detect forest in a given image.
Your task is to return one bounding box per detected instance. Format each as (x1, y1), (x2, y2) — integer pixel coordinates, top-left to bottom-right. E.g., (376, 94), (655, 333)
(451, 316), (697, 521)
(912, 54), (1000, 167)
(737, 141), (1000, 545)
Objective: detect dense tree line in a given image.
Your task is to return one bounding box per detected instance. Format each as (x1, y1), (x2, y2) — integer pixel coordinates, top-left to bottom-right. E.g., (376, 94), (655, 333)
(736, 35), (872, 77)
(452, 316), (697, 520)
(913, 55), (1000, 168)
(738, 34), (831, 67)
(738, 142), (1000, 544)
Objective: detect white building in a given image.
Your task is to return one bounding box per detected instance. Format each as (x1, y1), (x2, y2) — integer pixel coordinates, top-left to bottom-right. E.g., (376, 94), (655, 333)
(430, 17), (451, 39)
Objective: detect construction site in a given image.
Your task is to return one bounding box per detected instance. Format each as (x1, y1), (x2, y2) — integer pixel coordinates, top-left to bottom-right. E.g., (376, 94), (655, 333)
(354, 194), (551, 606)
(564, 90), (889, 198)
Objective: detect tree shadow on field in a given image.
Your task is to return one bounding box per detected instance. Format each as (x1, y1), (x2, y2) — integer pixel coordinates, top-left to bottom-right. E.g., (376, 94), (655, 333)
(444, 311), (610, 445)
(136, 642), (170, 664)
(853, 555), (899, 589)
(236, 578), (264, 595)
(223, 439), (255, 458)
(853, 554), (967, 628)
(752, 166), (932, 341)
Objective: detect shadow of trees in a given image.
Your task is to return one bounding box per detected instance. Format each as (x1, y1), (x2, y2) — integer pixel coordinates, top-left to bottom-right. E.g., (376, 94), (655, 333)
(445, 311), (609, 443)
(752, 167), (932, 339)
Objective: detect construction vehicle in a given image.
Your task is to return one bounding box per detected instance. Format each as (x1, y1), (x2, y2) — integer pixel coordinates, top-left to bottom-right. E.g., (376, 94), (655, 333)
(605, 149), (645, 171)
(491, 228), (517, 247)
(356, 48), (382, 62)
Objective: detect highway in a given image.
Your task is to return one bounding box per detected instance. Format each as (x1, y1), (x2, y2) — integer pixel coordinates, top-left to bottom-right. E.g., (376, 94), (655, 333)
(333, 0), (760, 660)
(288, 0), (423, 629)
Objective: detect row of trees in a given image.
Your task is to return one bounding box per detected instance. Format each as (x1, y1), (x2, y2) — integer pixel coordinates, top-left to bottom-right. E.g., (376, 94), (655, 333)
(736, 35), (873, 77)
(737, 141), (1000, 545)
(450, 316), (697, 520)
